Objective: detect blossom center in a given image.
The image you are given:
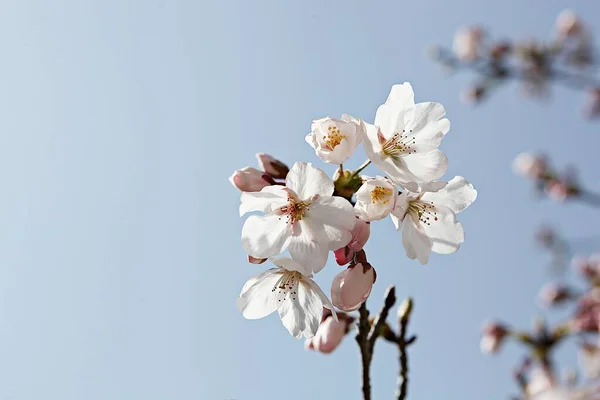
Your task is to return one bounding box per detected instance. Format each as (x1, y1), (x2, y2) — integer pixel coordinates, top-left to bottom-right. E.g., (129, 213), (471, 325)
(408, 199), (438, 225)
(271, 271), (300, 302)
(278, 198), (310, 225)
(380, 129), (417, 159)
(370, 186), (393, 204)
(323, 126), (346, 151)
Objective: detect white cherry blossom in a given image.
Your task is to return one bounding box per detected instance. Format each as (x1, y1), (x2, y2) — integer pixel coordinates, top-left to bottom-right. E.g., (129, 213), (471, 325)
(240, 162), (356, 273)
(354, 176), (398, 221)
(362, 83), (450, 185)
(305, 114), (365, 164)
(391, 176), (477, 264)
(237, 257), (337, 339)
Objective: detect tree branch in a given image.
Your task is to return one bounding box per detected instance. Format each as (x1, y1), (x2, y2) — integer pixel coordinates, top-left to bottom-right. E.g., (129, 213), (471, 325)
(355, 302), (372, 400)
(368, 286), (397, 351)
(396, 297), (414, 400)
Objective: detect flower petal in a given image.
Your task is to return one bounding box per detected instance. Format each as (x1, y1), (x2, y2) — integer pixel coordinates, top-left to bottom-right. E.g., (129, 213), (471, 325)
(297, 279), (327, 336)
(374, 83), (415, 135)
(402, 218), (432, 264)
(399, 149), (448, 183)
(420, 204), (465, 255)
(278, 295), (306, 338)
(239, 186), (288, 216)
(286, 162), (334, 199)
(401, 102), (450, 152)
(354, 177), (397, 221)
(305, 278), (338, 322)
(288, 220), (329, 274)
(420, 176), (477, 214)
(308, 196), (356, 249)
(236, 269), (282, 319)
(241, 215), (292, 258)
(270, 256), (312, 276)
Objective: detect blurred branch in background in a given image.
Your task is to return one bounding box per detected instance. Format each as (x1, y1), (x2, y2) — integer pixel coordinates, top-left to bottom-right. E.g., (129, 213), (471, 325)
(513, 152), (600, 208)
(429, 10), (600, 119)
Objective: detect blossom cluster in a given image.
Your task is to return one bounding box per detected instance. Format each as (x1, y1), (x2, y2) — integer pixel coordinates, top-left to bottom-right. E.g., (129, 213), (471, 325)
(480, 254), (600, 399)
(513, 152), (582, 203)
(431, 10), (600, 119)
(231, 83), (477, 341)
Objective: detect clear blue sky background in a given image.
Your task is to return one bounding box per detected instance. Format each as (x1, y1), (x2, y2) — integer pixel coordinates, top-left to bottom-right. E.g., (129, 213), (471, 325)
(1, 1), (599, 399)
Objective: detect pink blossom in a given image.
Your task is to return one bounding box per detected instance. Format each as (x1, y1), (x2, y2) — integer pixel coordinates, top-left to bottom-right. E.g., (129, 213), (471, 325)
(347, 217), (371, 252)
(538, 283), (572, 307)
(556, 10), (583, 39)
(229, 167), (272, 192)
(512, 152), (547, 179)
(545, 179), (570, 202)
(571, 289), (600, 332)
(255, 153), (289, 179)
(331, 263), (376, 311)
(480, 321), (509, 354)
(453, 26), (484, 61)
(573, 255), (600, 281)
(584, 88), (600, 119)
(334, 246), (354, 266)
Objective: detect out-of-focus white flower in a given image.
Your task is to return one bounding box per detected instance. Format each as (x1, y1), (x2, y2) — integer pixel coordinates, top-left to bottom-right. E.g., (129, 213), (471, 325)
(256, 153), (289, 179)
(237, 257), (336, 339)
(240, 162), (356, 273)
(527, 368), (555, 398)
(579, 342), (600, 379)
(453, 26), (484, 61)
(513, 152), (547, 179)
(331, 263), (376, 311)
(390, 176), (477, 265)
(354, 176), (398, 221)
(556, 10), (583, 39)
(305, 114), (365, 164)
(362, 83), (450, 185)
(545, 180), (570, 202)
(480, 321), (509, 354)
(230, 167), (272, 192)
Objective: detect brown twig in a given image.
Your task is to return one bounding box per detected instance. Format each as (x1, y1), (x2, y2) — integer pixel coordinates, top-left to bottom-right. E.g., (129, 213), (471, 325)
(368, 286), (397, 351)
(355, 287), (398, 400)
(355, 302), (372, 400)
(396, 297), (415, 400)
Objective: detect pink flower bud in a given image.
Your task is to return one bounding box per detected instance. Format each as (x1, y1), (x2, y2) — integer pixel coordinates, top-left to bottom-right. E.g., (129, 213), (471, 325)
(255, 153), (289, 179)
(512, 152), (547, 179)
(334, 246), (354, 266)
(331, 263), (376, 311)
(248, 255), (267, 264)
(545, 179), (569, 202)
(229, 167), (272, 192)
(573, 255), (600, 281)
(556, 10), (583, 39)
(480, 322), (509, 354)
(538, 283), (572, 307)
(461, 86), (486, 105)
(453, 26), (484, 61)
(347, 217), (371, 252)
(570, 289), (600, 332)
(584, 88), (600, 119)
(304, 315), (349, 354)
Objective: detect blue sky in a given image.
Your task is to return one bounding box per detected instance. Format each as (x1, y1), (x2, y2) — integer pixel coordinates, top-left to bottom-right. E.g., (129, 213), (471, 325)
(1, 1), (599, 399)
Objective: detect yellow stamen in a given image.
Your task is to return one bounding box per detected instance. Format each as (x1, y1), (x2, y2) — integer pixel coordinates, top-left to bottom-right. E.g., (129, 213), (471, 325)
(370, 186), (392, 204)
(323, 126), (346, 150)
